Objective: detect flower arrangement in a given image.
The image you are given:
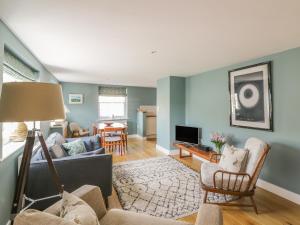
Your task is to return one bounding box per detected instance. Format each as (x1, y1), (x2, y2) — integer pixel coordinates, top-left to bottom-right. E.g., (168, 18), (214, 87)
(210, 132), (226, 154)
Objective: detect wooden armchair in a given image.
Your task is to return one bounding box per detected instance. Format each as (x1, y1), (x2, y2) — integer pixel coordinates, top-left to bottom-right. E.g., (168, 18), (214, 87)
(69, 122), (90, 137)
(200, 137), (270, 214)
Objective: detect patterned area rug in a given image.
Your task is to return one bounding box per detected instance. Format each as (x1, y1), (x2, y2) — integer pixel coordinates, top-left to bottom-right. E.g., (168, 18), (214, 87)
(113, 156), (202, 219)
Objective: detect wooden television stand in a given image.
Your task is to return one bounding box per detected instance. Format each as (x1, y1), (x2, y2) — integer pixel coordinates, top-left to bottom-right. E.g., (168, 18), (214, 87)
(174, 143), (214, 162)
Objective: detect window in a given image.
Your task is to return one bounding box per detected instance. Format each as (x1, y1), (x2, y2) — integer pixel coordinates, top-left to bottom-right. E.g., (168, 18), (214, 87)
(98, 96), (127, 119)
(98, 86), (127, 119)
(1, 49), (39, 160)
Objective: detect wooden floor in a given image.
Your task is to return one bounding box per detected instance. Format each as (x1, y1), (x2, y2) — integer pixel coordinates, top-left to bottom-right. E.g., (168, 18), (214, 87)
(108, 137), (300, 225)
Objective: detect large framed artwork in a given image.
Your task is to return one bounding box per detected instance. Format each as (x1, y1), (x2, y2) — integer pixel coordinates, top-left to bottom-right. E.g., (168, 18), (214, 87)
(229, 62), (273, 131)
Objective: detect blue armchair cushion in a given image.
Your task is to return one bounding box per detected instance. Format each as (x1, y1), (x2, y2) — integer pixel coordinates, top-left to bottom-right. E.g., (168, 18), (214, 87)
(62, 139), (87, 156)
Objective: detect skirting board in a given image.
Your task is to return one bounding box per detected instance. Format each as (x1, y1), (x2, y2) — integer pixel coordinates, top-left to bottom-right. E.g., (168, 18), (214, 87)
(256, 179), (300, 205)
(156, 144), (179, 155)
(127, 134), (139, 139)
(156, 146), (300, 205)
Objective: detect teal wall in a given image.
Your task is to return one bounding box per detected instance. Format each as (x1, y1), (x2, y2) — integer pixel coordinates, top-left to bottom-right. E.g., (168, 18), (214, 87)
(137, 111), (146, 137)
(186, 47), (300, 194)
(157, 77), (171, 149)
(0, 21), (58, 225)
(61, 82), (156, 135)
(170, 77), (185, 149)
(157, 76), (185, 150)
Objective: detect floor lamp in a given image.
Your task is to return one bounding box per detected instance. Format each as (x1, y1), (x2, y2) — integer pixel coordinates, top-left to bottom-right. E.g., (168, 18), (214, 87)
(0, 82), (66, 219)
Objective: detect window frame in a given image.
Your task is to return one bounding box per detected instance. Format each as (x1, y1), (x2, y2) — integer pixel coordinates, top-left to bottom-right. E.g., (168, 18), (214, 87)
(0, 50), (40, 161)
(98, 95), (128, 120)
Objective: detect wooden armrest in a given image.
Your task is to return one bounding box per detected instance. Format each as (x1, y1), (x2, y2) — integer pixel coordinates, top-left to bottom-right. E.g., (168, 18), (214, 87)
(209, 153), (222, 163)
(213, 170), (251, 192)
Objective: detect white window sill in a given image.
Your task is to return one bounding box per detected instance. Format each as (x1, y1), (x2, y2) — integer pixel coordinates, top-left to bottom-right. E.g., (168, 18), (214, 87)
(0, 141), (25, 162)
(98, 118), (128, 122)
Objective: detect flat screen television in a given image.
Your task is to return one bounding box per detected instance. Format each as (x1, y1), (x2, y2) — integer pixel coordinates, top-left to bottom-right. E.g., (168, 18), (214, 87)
(175, 125), (200, 145)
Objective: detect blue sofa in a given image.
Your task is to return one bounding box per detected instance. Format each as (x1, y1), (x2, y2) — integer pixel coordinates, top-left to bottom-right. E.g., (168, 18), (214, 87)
(27, 132), (112, 210)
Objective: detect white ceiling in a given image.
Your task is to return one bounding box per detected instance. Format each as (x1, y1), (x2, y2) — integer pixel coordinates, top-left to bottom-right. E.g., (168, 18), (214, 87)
(1, 0), (300, 87)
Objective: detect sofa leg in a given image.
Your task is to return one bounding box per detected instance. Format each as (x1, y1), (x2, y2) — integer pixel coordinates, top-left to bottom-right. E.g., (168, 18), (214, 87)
(203, 191), (208, 203)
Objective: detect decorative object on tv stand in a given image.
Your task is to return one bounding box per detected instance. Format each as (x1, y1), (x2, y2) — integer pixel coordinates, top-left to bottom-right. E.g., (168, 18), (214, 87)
(210, 132), (226, 154)
(0, 82), (65, 220)
(69, 93), (83, 104)
(229, 61), (273, 131)
(9, 122), (28, 142)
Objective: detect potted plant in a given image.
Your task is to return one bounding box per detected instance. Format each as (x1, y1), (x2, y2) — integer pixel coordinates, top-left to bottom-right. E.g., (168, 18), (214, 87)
(210, 132), (226, 154)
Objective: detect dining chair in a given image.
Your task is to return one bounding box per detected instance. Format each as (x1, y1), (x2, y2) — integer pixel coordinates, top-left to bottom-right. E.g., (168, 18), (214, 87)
(100, 127), (126, 156)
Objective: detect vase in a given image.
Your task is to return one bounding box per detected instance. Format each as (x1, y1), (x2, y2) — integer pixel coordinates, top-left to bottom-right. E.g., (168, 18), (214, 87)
(215, 145), (223, 154)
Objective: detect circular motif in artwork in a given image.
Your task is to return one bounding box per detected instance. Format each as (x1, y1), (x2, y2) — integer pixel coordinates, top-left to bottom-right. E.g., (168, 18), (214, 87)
(239, 84), (259, 108)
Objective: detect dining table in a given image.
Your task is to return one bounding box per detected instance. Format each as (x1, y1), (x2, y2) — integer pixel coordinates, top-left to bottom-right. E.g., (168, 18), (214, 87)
(96, 122), (127, 132)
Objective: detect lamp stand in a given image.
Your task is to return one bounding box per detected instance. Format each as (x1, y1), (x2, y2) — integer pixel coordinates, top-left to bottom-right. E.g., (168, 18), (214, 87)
(11, 129), (64, 219)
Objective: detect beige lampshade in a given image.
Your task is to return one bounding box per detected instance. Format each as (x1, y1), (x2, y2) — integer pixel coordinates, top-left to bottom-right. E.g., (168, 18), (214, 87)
(0, 82), (66, 122)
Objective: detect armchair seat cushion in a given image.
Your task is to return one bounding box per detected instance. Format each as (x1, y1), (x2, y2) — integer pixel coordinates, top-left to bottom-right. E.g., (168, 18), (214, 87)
(201, 162), (250, 192)
(100, 209), (191, 225)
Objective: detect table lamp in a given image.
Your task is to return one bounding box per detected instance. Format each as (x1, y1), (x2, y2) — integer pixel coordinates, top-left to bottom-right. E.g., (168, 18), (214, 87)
(0, 82), (65, 218)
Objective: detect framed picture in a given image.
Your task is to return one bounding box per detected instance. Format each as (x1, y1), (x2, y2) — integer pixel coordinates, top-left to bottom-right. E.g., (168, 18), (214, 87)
(229, 62), (273, 131)
(69, 94), (83, 104)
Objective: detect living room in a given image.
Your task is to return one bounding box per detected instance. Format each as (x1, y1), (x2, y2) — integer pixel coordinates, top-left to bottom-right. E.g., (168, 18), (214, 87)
(0, 1), (300, 225)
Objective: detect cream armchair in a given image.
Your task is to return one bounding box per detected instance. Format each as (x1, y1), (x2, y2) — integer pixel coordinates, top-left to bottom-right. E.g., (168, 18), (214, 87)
(200, 137), (270, 214)
(15, 185), (223, 225)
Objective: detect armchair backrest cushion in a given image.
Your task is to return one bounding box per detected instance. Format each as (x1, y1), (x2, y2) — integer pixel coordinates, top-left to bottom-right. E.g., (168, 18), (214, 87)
(244, 137), (268, 176)
(218, 145), (248, 173)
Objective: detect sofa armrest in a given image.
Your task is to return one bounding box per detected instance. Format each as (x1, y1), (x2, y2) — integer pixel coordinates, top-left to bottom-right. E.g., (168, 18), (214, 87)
(44, 185), (107, 220)
(14, 209), (77, 225)
(195, 204), (223, 225)
(27, 153), (112, 209)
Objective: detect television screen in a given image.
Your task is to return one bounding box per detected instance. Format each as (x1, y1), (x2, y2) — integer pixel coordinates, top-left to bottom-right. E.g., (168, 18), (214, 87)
(175, 125), (199, 144)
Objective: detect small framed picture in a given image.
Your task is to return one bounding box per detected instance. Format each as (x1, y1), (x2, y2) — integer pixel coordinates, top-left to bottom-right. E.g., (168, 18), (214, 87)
(69, 94), (83, 104)
(229, 62), (273, 131)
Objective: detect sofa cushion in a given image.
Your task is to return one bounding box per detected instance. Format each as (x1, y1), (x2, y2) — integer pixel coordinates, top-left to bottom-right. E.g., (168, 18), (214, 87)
(61, 191), (99, 225)
(201, 162), (249, 192)
(218, 145), (248, 173)
(66, 136), (101, 151)
(100, 209), (191, 225)
(46, 132), (66, 147)
(79, 148), (105, 156)
(14, 209), (77, 225)
(41, 144), (67, 159)
(62, 139), (87, 156)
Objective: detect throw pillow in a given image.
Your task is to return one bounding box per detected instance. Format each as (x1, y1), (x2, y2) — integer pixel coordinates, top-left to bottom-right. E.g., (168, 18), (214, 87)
(218, 144), (248, 173)
(62, 139), (87, 156)
(60, 192), (99, 225)
(42, 144), (67, 159)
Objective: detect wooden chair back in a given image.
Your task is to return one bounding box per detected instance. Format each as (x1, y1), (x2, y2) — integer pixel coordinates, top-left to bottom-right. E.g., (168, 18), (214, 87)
(248, 145), (270, 191)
